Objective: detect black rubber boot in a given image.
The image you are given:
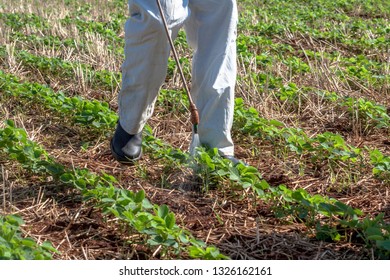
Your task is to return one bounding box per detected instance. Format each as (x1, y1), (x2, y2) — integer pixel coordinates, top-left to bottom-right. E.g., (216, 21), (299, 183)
(223, 155), (248, 166)
(110, 122), (142, 164)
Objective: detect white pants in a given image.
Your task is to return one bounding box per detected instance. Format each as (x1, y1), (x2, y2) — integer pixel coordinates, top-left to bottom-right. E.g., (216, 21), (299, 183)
(119, 0), (238, 156)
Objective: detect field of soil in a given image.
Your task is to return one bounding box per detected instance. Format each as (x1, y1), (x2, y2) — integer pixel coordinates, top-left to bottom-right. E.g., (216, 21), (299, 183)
(0, 0), (389, 260)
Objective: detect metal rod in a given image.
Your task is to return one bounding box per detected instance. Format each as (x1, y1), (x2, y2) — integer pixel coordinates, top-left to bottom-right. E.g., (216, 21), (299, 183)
(155, 0), (199, 127)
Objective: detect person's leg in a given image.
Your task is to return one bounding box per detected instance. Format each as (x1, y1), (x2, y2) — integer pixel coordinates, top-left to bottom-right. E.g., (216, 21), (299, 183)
(119, 0), (189, 135)
(112, 0), (189, 163)
(185, 0), (238, 157)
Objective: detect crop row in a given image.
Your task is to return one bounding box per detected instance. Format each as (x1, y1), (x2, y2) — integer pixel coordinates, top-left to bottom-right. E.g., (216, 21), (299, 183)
(0, 0), (126, 22)
(239, 0), (390, 53)
(195, 148), (390, 258)
(0, 120), (227, 260)
(237, 30), (389, 109)
(4, 31), (101, 55)
(3, 0), (389, 57)
(2, 116), (389, 258)
(317, 90), (390, 131)
(234, 98), (389, 181)
(238, 68), (389, 131)
(0, 13), (125, 60)
(0, 70), (188, 162)
(302, 50), (389, 80)
(0, 12), (125, 44)
(2, 42), (388, 133)
(237, 37), (389, 92)
(1, 72), (389, 257)
(251, 0), (390, 21)
(1, 2), (388, 74)
(1, 68), (388, 180)
(2, 10), (388, 102)
(3, 14), (387, 86)
(3, 8), (388, 85)
(0, 46), (185, 93)
(0, 46), (121, 94)
(0, 214), (57, 260)
(0, 70), (117, 131)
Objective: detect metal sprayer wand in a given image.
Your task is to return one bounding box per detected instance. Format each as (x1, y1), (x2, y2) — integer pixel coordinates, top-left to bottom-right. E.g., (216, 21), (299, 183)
(155, 0), (200, 134)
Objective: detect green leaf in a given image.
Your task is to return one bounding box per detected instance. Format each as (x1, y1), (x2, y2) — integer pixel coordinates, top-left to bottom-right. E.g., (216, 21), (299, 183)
(142, 199), (154, 209)
(179, 233), (189, 244)
(60, 173), (74, 183)
(41, 241), (58, 253)
(101, 198), (116, 204)
(165, 213), (176, 229)
(229, 166), (240, 181)
(147, 235), (164, 246)
(6, 215), (24, 227)
(365, 227), (383, 238)
(3, 118), (12, 127)
(376, 240), (390, 251)
(134, 190), (145, 203)
(158, 205), (169, 219)
(367, 235), (384, 241)
(188, 246), (204, 258)
(21, 238), (37, 248)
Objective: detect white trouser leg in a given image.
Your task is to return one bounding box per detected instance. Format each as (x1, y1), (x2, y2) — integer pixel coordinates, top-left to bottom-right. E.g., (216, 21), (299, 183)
(119, 0), (238, 156)
(119, 0), (189, 134)
(185, 0), (238, 156)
